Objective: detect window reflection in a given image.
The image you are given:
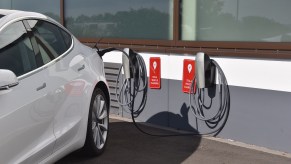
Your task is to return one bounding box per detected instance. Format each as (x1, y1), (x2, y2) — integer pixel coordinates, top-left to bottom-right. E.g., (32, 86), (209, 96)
(0, 22), (36, 76)
(181, 0), (291, 42)
(0, 0), (11, 9)
(28, 20), (71, 64)
(1, 0), (60, 22)
(65, 0), (173, 40)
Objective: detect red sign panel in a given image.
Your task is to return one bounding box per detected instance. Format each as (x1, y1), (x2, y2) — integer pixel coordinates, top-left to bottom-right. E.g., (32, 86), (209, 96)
(149, 57), (161, 89)
(182, 59), (195, 93)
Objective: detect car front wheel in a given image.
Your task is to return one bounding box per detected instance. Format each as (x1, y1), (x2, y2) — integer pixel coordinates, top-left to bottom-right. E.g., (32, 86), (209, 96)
(83, 88), (109, 156)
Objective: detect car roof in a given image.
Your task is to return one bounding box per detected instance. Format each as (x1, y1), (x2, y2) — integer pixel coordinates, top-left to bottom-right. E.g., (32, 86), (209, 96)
(0, 9), (18, 15)
(0, 9), (46, 17)
(0, 9), (48, 28)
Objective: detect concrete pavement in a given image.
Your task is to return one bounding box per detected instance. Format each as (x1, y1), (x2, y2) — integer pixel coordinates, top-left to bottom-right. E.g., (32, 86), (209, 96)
(57, 118), (291, 164)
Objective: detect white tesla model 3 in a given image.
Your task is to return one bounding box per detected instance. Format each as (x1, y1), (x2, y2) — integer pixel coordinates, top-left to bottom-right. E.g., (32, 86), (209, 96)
(0, 9), (110, 163)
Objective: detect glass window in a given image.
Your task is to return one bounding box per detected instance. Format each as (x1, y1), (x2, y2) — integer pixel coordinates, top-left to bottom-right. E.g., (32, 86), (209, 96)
(181, 0), (291, 42)
(1, 0), (60, 22)
(65, 0), (174, 40)
(60, 29), (72, 48)
(0, 21), (36, 76)
(28, 20), (71, 60)
(0, 0), (11, 9)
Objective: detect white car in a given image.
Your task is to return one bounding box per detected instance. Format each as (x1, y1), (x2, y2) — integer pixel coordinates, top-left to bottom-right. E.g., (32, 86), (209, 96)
(0, 9), (110, 163)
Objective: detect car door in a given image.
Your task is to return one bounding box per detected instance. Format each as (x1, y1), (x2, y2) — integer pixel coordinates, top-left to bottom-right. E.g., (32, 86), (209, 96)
(27, 19), (87, 152)
(0, 21), (55, 163)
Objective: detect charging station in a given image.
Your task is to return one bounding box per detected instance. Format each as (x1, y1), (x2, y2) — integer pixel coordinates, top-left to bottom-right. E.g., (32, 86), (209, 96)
(99, 47), (230, 137)
(101, 46), (291, 154)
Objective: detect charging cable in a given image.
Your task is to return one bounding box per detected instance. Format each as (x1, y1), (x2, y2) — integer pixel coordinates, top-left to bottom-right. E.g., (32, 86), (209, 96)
(98, 47), (230, 137)
(189, 60), (230, 136)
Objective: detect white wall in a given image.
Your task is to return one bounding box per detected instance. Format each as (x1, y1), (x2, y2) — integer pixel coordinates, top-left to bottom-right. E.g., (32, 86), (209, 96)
(103, 51), (291, 92)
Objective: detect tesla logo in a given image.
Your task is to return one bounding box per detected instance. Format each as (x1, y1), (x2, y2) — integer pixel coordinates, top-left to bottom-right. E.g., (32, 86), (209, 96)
(149, 57), (161, 89)
(182, 59), (195, 93)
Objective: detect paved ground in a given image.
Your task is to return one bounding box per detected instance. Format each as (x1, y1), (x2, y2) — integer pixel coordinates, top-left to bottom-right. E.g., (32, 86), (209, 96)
(57, 118), (291, 164)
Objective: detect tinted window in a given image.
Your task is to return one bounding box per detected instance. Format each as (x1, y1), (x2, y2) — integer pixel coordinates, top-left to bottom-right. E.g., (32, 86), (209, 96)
(60, 29), (72, 48)
(0, 21), (36, 76)
(28, 20), (72, 58)
(181, 0), (291, 42)
(2, 0), (61, 22)
(0, 15), (4, 19)
(65, 0), (174, 40)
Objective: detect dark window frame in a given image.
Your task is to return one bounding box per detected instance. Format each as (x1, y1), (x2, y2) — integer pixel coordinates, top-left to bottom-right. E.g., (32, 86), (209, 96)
(59, 0), (291, 59)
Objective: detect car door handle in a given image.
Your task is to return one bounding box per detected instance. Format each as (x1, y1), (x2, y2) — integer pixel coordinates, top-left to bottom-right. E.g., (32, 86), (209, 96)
(77, 65), (85, 72)
(36, 83), (46, 91)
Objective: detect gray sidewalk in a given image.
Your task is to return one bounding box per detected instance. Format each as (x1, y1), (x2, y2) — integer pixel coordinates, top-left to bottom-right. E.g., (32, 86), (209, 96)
(57, 118), (291, 164)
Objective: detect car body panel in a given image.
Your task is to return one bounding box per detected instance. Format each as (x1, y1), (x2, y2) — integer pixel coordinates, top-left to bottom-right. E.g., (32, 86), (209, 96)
(0, 69), (55, 164)
(50, 39), (88, 152)
(0, 9), (109, 163)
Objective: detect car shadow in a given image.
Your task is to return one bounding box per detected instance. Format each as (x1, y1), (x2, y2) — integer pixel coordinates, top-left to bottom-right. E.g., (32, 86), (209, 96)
(56, 118), (201, 164)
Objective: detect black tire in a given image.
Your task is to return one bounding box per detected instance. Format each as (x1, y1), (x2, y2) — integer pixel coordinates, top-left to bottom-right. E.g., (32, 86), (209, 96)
(83, 88), (109, 156)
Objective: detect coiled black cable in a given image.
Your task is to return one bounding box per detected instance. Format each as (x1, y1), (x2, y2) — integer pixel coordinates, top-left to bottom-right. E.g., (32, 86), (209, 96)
(189, 59), (230, 136)
(115, 52), (148, 117)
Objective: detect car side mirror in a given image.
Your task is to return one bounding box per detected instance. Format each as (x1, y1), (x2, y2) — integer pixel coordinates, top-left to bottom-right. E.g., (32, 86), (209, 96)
(0, 69), (19, 90)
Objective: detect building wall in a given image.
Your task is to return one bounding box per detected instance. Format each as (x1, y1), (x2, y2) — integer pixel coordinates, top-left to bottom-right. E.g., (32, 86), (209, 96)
(103, 51), (291, 154)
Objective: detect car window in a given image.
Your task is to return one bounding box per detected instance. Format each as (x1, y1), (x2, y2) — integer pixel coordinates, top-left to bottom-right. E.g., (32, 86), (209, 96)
(0, 21), (37, 77)
(60, 28), (72, 48)
(28, 20), (72, 59)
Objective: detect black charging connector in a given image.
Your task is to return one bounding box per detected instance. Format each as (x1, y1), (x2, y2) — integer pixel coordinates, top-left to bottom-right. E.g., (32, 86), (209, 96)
(128, 49), (140, 79)
(97, 47), (117, 58)
(205, 62), (216, 88)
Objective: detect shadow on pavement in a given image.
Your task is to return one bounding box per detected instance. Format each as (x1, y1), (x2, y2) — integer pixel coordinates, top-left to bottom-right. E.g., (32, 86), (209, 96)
(57, 119), (201, 164)
(147, 103), (198, 131)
